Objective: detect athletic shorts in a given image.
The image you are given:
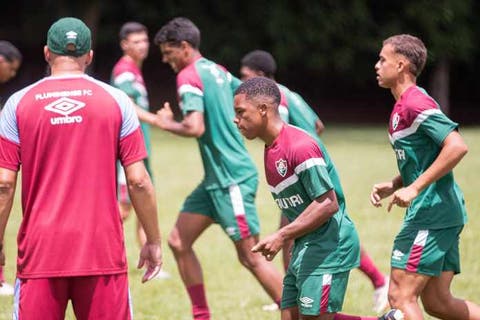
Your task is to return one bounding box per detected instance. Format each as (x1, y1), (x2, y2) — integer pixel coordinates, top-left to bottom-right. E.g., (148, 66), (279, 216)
(117, 157), (153, 204)
(281, 271), (350, 315)
(13, 273), (132, 320)
(181, 176), (260, 241)
(391, 225), (463, 276)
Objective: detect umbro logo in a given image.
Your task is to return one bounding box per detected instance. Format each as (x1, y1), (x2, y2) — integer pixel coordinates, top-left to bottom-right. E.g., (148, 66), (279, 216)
(392, 249), (404, 261)
(66, 31), (78, 39)
(299, 296), (313, 308)
(45, 97), (85, 125)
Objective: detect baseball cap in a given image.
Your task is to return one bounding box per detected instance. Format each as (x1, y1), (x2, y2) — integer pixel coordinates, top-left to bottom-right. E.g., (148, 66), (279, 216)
(47, 17), (91, 57)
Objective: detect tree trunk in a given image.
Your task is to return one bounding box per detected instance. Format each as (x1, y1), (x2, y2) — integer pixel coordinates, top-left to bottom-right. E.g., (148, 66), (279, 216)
(429, 57), (450, 115)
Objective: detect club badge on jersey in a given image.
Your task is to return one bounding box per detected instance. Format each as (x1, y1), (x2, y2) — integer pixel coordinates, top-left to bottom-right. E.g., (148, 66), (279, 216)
(275, 159), (288, 177)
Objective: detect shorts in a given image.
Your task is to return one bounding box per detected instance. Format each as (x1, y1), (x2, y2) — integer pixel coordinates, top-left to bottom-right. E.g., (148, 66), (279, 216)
(181, 176), (260, 241)
(391, 225), (463, 276)
(281, 271), (350, 315)
(117, 157), (153, 204)
(13, 273), (132, 320)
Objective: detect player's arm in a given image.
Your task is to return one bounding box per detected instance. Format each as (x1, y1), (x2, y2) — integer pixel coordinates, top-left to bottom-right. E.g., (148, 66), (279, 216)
(0, 168), (17, 266)
(131, 100), (158, 125)
(252, 189), (338, 261)
(154, 102), (205, 137)
(315, 119), (325, 136)
(388, 131), (467, 211)
(124, 160), (162, 282)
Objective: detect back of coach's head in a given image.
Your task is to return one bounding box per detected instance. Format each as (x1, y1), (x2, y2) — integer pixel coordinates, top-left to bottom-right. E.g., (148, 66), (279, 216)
(153, 17), (201, 49)
(46, 17), (92, 57)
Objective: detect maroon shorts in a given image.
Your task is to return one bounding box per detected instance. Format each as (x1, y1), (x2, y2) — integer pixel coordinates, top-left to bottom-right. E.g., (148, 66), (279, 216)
(13, 273), (132, 320)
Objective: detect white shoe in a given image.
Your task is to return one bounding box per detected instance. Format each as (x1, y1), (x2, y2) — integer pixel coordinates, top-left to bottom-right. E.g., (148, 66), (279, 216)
(0, 281), (14, 296)
(153, 268), (171, 280)
(262, 303), (279, 312)
(373, 275), (390, 314)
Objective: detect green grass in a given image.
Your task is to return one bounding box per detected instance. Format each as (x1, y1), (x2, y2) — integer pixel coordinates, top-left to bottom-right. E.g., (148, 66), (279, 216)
(1, 125), (479, 319)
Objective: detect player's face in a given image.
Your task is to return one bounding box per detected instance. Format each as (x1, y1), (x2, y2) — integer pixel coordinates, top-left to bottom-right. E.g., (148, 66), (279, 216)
(233, 93), (265, 140)
(122, 31), (149, 62)
(240, 66), (263, 81)
(159, 42), (188, 73)
(0, 57), (20, 83)
(375, 44), (401, 89)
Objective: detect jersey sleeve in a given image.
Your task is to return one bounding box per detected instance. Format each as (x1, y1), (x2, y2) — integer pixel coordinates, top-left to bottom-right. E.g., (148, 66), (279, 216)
(293, 142), (333, 200)
(177, 68), (204, 116)
(0, 92), (22, 171)
(117, 91), (147, 166)
(418, 110), (458, 146)
(112, 71), (140, 100)
(229, 73), (242, 93)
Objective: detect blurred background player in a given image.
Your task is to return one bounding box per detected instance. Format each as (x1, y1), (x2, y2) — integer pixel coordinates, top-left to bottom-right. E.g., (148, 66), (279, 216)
(111, 21), (170, 279)
(240, 50), (389, 314)
(372, 34), (480, 320)
(153, 17), (283, 319)
(0, 17), (162, 318)
(233, 76), (403, 320)
(0, 40), (22, 296)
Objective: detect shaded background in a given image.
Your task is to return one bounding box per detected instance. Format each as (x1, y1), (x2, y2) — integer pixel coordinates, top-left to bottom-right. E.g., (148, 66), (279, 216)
(1, 0), (479, 124)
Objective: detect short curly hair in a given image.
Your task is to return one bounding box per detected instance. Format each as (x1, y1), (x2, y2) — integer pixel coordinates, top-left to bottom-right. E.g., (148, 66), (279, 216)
(235, 76), (280, 106)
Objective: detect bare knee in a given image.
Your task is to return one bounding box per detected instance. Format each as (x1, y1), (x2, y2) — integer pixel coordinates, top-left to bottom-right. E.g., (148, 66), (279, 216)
(237, 248), (262, 270)
(167, 229), (191, 254)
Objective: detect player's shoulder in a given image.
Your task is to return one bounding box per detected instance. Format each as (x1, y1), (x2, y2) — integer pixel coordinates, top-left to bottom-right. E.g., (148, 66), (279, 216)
(284, 125), (319, 150)
(402, 86), (439, 115)
(177, 59), (203, 86)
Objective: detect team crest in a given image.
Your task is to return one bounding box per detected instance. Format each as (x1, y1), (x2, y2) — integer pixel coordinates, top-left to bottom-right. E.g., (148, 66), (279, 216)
(392, 112), (400, 130)
(275, 159), (288, 177)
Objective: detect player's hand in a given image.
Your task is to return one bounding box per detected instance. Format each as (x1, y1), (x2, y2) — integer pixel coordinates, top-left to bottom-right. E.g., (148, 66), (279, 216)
(137, 242), (163, 283)
(387, 186), (418, 212)
(155, 102), (175, 130)
(251, 232), (284, 261)
(370, 181), (396, 207)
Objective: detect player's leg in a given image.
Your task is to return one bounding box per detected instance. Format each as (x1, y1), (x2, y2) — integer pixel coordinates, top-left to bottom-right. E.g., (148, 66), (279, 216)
(421, 271), (480, 319)
(358, 246), (389, 314)
(0, 265), (14, 295)
(71, 273), (132, 320)
(420, 226), (480, 319)
(234, 235), (283, 304)
(168, 183), (214, 320)
(282, 306), (300, 320)
(387, 268), (428, 319)
(14, 278), (69, 319)
(210, 177), (282, 305)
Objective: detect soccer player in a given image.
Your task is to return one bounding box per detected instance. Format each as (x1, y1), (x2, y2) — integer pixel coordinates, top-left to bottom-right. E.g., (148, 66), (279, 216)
(0, 17), (162, 318)
(233, 76), (402, 320)
(372, 34), (480, 319)
(152, 17), (283, 319)
(111, 22), (170, 279)
(240, 50), (390, 314)
(0, 40), (22, 296)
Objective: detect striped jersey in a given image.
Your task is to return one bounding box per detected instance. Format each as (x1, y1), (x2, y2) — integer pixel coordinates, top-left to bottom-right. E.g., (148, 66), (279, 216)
(388, 85), (467, 228)
(265, 125), (359, 274)
(177, 56), (257, 190)
(0, 74), (146, 278)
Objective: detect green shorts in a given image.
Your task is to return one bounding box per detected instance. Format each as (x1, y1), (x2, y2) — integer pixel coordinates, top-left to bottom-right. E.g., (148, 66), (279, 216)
(181, 176), (260, 241)
(391, 225), (463, 276)
(282, 271), (349, 315)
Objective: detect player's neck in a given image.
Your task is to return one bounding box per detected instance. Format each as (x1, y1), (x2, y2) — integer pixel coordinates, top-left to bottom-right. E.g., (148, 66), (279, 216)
(391, 74), (416, 101)
(49, 62), (86, 76)
(262, 118), (284, 146)
(123, 54), (143, 68)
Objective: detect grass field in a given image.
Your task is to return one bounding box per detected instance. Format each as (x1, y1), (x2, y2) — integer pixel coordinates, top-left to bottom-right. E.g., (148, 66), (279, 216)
(1, 125), (479, 319)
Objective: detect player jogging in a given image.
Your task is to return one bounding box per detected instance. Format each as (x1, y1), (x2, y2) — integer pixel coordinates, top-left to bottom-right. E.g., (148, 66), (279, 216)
(372, 33), (480, 319)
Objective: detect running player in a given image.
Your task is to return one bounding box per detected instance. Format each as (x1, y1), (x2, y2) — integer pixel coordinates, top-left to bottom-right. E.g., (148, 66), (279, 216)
(372, 34), (480, 319)
(240, 50), (390, 314)
(111, 21), (170, 279)
(233, 76), (402, 320)
(152, 17), (283, 319)
(0, 17), (162, 318)
(0, 40), (22, 296)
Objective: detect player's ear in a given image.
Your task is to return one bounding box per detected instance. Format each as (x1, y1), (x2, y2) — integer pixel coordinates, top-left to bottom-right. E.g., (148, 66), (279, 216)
(44, 46), (50, 63)
(120, 39), (128, 51)
(258, 103), (267, 116)
(85, 50), (94, 66)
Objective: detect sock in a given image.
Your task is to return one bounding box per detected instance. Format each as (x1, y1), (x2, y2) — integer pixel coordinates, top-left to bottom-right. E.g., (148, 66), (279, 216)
(187, 284), (210, 320)
(359, 251), (386, 289)
(0, 266), (4, 283)
(334, 313), (377, 320)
